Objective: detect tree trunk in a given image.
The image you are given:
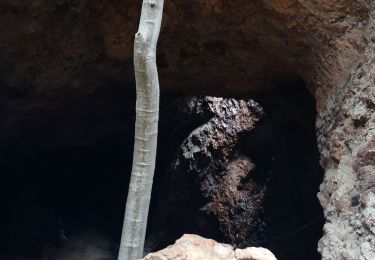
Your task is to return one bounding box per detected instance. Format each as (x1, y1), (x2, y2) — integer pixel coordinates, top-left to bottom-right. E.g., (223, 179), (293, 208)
(118, 1), (164, 259)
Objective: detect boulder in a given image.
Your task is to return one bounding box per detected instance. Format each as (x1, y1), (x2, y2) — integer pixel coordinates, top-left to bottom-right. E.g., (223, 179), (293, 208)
(142, 234), (276, 260)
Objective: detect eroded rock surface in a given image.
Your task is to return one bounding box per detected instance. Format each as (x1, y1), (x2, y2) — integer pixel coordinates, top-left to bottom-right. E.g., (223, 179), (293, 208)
(0, 0), (373, 101)
(143, 234), (276, 260)
(150, 97), (269, 248)
(317, 39), (375, 260)
(0, 1), (375, 259)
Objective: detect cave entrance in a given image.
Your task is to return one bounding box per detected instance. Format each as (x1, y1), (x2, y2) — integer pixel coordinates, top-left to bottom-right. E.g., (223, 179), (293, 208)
(0, 82), (323, 260)
(0, 136), (132, 260)
(252, 82), (325, 260)
(146, 81), (324, 260)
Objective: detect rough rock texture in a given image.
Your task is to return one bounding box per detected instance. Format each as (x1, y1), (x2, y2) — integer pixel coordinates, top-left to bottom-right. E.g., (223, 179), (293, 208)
(151, 97), (268, 247)
(142, 234), (276, 260)
(147, 89), (323, 260)
(316, 35), (375, 260)
(1, 1), (375, 259)
(0, 0), (372, 101)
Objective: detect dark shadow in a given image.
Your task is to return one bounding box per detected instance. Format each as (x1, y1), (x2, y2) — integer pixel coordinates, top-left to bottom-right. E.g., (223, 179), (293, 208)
(0, 82), (323, 260)
(252, 81), (324, 260)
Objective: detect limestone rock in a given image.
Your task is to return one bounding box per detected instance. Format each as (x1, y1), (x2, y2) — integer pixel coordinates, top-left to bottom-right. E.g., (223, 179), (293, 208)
(142, 234), (276, 260)
(316, 40), (375, 260)
(235, 247), (277, 260)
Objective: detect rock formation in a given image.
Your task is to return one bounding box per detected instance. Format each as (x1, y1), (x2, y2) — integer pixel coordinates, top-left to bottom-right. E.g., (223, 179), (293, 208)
(316, 47), (375, 260)
(0, 1), (372, 100)
(0, 1), (374, 259)
(149, 96), (269, 248)
(142, 234), (277, 260)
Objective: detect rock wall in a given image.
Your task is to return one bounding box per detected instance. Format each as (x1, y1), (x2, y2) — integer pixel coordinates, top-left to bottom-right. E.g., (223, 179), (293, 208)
(0, 1), (375, 259)
(316, 33), (375, 260)
(0, 0), (372, 99)
(149, 97), (268, 248)
(147, 90), (324, 260)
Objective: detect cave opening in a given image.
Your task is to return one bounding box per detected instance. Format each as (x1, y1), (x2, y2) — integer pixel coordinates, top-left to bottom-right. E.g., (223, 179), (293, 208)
(0, 81), (323, 260)
(146, 81), (325, 260)
(251, 82), (325, 260)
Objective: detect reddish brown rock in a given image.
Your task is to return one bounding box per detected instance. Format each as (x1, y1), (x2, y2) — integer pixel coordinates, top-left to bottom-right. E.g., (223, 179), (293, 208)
(0, 0), (372, 102)
(152, 97), (268, 247)
(0, 1), (375, 259)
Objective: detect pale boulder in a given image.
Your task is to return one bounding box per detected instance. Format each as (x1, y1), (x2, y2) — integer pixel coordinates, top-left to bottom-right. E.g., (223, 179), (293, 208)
(142, 234), (276, 260)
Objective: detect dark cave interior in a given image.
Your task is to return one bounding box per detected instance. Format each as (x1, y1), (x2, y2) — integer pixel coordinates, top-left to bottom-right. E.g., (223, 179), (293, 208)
(0, 82), (324, 260)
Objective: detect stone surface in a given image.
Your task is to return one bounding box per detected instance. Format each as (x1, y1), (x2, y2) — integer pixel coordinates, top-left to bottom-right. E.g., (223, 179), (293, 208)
(0, 1), (375, 260)
(142, 234), (276, 260)
(235, 247), (277, 260)
(150, 96), (269, 247)
(147, 89), (324, 260)
(0, 0), (373, 102)
(316, 33), (375, 260)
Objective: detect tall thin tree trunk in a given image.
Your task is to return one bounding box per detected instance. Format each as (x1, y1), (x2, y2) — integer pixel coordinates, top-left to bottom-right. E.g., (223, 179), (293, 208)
(118, 1), (164, 259)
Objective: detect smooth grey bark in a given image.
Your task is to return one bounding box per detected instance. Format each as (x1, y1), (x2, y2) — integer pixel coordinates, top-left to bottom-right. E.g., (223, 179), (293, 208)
(118, 1), (164, 260)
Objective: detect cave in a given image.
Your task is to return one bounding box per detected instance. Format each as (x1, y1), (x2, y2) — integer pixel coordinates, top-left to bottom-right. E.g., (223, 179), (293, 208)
(0, 79), (324, 260)
(146, 81), (325, 260)
(253, 82), (324, 260)
(1, 1), (374, 260)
